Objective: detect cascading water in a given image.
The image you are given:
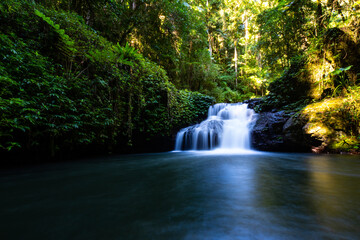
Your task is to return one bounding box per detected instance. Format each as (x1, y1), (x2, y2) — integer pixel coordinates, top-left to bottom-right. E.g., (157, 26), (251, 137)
(174, 103), (257, 151)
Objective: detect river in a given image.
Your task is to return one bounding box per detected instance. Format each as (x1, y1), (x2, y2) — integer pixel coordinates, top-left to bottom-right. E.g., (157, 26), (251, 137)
(1, 151), (360, 239)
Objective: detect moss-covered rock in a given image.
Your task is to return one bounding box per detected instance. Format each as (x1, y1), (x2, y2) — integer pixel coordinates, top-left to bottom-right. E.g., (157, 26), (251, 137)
(251, 110), (324, 152)
(251, 93), (360, 153)
(300, 96), (360, 153)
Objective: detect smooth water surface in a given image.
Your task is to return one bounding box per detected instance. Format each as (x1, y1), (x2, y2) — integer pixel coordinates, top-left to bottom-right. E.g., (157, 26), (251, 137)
(1, 152), (360, 239)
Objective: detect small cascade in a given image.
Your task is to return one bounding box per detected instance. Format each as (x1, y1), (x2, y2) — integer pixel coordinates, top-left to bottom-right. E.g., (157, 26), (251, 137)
(174, 103), (257, 151)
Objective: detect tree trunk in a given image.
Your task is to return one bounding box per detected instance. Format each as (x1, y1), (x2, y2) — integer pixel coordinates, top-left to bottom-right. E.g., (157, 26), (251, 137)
(244, 10), (248, 66)
(49, 135), (55, 159)
(188, 40), (193, 88)
(316, 0), (324, 35)
(208, 32), (212, 59)
(206, 0), (212, 59)
(234, 40), (238, 87)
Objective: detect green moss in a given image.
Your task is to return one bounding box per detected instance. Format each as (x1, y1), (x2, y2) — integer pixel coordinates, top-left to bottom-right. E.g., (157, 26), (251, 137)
(301, 94), (360, 153)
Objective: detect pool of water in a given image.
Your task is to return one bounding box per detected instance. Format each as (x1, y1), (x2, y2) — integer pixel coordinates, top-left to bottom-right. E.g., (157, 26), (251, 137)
(1, 152), (360, 239)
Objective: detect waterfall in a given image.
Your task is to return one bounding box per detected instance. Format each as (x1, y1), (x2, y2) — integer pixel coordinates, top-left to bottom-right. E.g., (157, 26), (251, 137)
(174, 103), (257, 151)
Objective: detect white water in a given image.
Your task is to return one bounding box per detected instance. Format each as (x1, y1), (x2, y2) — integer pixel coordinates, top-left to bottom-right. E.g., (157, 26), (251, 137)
(174, 103), (256, 151)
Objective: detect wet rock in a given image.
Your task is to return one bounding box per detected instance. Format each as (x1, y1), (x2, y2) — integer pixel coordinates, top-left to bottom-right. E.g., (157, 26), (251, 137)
(243, 98), (263, 109)
(251, 111), (324, 152)
(283, 114), (323, 152)
(251, 111), (290, 151)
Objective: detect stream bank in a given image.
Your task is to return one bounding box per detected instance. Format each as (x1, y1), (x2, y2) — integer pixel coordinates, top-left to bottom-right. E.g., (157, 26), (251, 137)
(246, 98), (360, 154)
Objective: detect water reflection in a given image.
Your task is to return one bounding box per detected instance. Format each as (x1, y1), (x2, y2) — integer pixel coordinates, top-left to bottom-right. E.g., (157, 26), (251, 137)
(0, 152), (360, 239)
(307, 156), (360, 236)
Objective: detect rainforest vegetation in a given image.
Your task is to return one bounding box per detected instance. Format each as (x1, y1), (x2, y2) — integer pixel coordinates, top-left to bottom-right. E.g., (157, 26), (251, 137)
(0, 0), (359, 160)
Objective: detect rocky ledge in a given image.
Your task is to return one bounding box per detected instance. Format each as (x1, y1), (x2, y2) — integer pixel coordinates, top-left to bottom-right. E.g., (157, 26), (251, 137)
(249, 110), (323, 152)
(246, 96), (360, 154)
(244, 98), (325, 153)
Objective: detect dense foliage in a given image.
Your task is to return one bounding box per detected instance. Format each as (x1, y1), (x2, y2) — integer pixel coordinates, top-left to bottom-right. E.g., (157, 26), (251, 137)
(0, 0), (214, 159)
(1, 0), (359, 157)
(255, 0), (360, 152)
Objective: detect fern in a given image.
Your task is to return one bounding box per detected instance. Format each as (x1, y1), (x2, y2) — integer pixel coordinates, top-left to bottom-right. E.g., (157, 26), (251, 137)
(34, 9), (76, 58)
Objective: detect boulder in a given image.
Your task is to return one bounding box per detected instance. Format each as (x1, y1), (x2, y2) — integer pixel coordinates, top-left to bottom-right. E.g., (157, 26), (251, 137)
(251, 111), (324, 152)
(251, 111), (291, 151)
(243, 98), (263, 109)
(283, 114), (323, 152)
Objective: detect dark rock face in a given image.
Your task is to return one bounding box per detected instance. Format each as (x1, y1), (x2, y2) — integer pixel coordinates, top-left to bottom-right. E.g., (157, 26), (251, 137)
(243, 98), (263, 109)
(251, 111), (323, 152)
(251, 111), (290, 151)
(283, 115), (324, 152)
